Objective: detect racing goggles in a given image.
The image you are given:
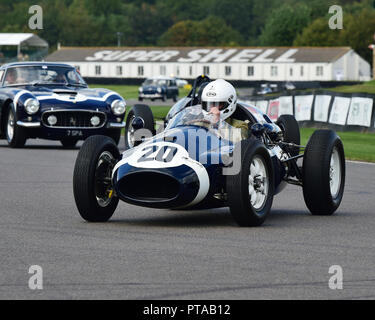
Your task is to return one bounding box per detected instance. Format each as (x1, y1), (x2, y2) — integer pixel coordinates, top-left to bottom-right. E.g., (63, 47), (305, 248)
(203, 101), (230, 112)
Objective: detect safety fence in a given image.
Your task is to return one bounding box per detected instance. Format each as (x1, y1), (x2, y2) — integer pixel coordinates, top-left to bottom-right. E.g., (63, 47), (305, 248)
(241, 91), (375, 133)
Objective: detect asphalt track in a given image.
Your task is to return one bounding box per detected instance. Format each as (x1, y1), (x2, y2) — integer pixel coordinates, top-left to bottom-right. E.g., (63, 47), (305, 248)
(0, 138), (374, 300)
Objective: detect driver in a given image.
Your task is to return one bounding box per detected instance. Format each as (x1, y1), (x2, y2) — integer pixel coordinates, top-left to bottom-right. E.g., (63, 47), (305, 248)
(5, 68), (18, 84)
(201, 79), (249, 140)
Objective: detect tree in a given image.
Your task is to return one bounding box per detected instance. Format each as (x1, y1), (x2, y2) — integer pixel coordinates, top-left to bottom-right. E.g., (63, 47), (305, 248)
(258, 3), (312, 46)
(158, 16), (244, 46)
(295, 8), (375, 63)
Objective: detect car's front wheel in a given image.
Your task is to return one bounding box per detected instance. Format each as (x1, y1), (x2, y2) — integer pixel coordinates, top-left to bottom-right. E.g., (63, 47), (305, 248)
(302, 130), (345, 215)
(73, 135), (120, 222)
(227, 138), (274, 227)
(5, 104), (27, 148)
(125, 104), (155, 150)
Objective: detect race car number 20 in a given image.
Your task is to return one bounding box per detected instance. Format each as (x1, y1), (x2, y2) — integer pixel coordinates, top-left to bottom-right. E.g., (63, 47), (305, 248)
(138, 145), (178, 163)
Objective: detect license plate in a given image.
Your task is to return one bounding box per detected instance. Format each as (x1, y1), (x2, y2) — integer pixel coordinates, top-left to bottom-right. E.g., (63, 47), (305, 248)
(66, 130), (83, 137)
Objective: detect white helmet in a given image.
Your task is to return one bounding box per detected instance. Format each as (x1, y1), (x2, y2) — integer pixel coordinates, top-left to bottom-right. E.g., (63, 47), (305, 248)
(201, 79), (237, 120)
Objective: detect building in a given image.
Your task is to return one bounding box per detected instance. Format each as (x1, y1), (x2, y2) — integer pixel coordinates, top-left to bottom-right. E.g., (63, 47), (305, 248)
(46, 46), (371, 82)
(0, 33), (48, 64)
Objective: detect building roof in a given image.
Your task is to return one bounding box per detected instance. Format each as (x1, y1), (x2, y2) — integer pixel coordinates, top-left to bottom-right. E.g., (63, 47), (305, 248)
(0, 33), (48, 47)
(46, 46), (353, 64)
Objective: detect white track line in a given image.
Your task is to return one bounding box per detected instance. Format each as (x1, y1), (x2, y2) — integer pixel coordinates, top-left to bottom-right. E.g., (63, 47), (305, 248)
(347, 160), (375, 166)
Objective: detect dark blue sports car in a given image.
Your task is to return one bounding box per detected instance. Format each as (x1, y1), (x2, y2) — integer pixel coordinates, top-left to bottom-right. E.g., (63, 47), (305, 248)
(0, 62), (126, 148)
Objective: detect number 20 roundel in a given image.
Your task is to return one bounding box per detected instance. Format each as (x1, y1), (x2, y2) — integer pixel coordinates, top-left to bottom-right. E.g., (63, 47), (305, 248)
(127, 142), (191, 169)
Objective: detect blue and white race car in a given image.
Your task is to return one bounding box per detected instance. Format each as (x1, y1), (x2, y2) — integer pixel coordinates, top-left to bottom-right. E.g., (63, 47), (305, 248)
(0, 62), (126, 148)
(73, 76), (346, 227)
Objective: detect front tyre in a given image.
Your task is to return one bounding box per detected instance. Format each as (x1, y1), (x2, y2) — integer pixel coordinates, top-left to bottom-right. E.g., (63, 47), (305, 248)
(5, 104), (27, 148)
(73, 135), (120, 222)
(302, 130), (345, 215)
(227, 138), (274, 227)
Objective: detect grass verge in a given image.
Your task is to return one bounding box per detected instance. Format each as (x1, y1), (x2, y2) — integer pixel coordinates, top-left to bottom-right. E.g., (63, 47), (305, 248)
(90, 84), (190, 100)
(300, 128), (375, 163)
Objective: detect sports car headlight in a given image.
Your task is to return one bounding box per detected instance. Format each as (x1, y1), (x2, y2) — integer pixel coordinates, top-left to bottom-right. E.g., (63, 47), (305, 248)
(111, 99), (126, 115)
(24, 98), (40, 115)
(157, 87), (162, 93)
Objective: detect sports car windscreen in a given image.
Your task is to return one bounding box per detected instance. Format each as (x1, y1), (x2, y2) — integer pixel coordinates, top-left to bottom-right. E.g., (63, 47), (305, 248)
(143, 79), (167, 86)
(3, 65), (87, 87)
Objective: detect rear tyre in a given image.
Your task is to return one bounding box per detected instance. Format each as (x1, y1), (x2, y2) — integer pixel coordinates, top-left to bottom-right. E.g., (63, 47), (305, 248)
(138, 97), (143, 101)
(227, 138), (274, 227)
(5, 104), (26, 148)
(125, 104), (155, 150)
(73, 135), (120, 222)
(162, 94), (166, 102)
(173, 95), (178, 102)
(276, 114), (300, 156)
(302, 130), (345, 215)
(60, 138), (78, 148)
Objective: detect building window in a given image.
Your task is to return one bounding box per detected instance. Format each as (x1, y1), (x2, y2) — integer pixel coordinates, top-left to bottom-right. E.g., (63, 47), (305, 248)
(95, 65), (101, 75)
(289, 68), (293, 77)
(203, 66), (210, 75)
(300, 66), (304, 77)
(316, 66), (323, 76)
(225, 66), (231, 76)
(271, 66), (278, 77)
(248, 66), (254, 76)
(189, 66), (193, 76)
(116, 66), (122, 76)
(138, 65), (144, 76)
(176, 66), (180, 76)
(160, 65), (166, 76)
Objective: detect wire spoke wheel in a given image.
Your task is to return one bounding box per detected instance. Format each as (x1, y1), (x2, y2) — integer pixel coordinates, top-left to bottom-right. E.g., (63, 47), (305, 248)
(126, 115), (136, 148)
(73, 135), (120, 222)
(227, 138), (274, 227)
(7, 110), (15, 141)
(95, 151), (116, 208)
(249, 156), (269, 212)
(329, 147), (342, 199)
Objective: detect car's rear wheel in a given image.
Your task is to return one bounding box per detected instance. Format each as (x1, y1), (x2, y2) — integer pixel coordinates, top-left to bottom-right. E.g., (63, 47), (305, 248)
(73, 135), (120, 222)
(5, 104), (26, 148)
(60, 138), (78, 148)
(302, 130), (345, 215)
(276, 114), (300, 156)
(125, 104), (155, 150)
(227, 138), (274, 227)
